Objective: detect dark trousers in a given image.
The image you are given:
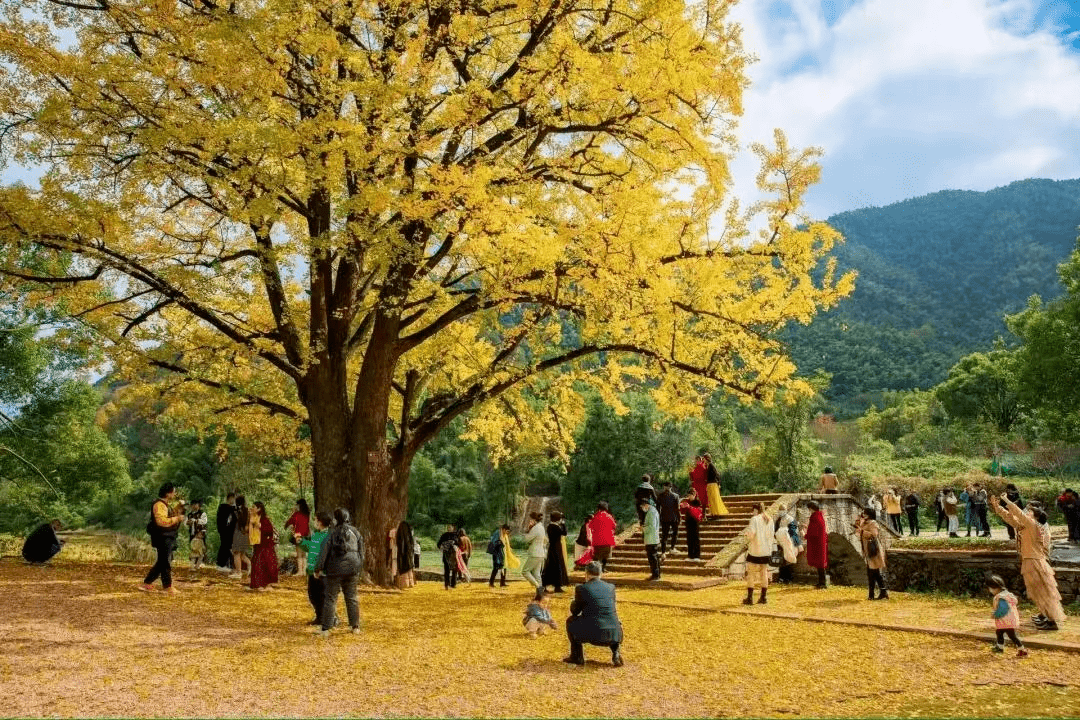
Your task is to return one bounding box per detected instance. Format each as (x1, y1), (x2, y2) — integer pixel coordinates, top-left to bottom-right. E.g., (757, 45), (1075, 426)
(1067, 512), (1080, 541)
(215, 530), (233, 567)
(566, 620), (620, 661)
(778, 563), (794, 582)
(660, 520), (679, 553)
(888, 513), (903, 533)
(442, 559), (457, 588)
(975, 506), (989, 535)
(488, 567), (506, 586)
(816, 567), (827, 587)
(307, 574), (326, 623)
(684, 516), (700, 559)
(143, 538), (175, 588)
(906, 509), (920, 535)
(996, 628), (1023, 647)
(935, 508), (946, 531)
(645, 544), (661, 578)
(866, 567), (887, 598)
(593, 545), (612, 571)
(322, 574), (359, 630)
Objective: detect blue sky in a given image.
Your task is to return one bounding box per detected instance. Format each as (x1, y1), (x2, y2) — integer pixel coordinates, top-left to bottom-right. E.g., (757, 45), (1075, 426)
(728, 0), (1080, 219)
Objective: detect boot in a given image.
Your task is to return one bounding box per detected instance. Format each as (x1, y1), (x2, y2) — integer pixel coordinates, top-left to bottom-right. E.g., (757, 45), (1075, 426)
(757, 588), (767, 604)
(500, 575), (507, 588)
(743, 588), (754, 605)
(876, 590), (889, 600)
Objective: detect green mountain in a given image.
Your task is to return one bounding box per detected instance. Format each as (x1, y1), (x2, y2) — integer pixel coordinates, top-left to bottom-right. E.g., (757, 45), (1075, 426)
(786, 178), (1080, 416)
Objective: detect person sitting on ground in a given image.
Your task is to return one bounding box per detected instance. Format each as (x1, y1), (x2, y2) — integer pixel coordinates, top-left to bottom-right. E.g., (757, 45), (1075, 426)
(523, 587), (558, 638)
(819, 466), (839, 494)
(742, 502), (773, 605)
(21, 519), (64, 565)
(990, 494), (1065, 631)
(987, 574), (1028, 658)
(564, 561), (624, 667)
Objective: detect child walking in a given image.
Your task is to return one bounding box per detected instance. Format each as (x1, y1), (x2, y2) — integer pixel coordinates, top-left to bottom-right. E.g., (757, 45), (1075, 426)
(523, 588), (558, 638)
(988, 575), (1028, 657)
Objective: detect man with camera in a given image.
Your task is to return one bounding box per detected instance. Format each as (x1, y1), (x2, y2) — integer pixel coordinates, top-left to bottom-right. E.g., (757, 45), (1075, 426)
(139, 483), (186, 594)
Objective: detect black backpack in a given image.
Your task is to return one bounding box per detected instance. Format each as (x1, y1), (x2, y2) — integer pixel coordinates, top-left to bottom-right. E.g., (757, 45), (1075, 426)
(330, 525), (359, 559)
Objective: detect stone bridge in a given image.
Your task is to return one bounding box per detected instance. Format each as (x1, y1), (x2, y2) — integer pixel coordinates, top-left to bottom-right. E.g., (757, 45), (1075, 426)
(713, 492), (901, 587)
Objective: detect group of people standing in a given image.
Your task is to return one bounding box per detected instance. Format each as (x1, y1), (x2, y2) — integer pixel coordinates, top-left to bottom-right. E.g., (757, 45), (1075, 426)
(877, 484), (994, 537)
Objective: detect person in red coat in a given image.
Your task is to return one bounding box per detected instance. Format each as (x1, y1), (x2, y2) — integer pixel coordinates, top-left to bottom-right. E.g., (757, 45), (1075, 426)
(250, 501), (279, 591)
(586, 502), (617, 571)
(804, 501), (828, 589)
(689, 456), (709, 518)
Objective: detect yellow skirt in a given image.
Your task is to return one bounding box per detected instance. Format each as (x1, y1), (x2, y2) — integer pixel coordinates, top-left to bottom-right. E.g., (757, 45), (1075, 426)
(706, 484), (729, 515)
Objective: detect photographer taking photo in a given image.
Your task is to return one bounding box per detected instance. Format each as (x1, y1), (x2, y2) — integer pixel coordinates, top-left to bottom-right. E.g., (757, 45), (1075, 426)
(139, 483), (185, 594)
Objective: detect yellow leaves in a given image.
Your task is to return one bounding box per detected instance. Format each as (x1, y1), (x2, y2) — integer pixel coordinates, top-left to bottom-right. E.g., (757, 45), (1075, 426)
(3, 558), (1079, 718)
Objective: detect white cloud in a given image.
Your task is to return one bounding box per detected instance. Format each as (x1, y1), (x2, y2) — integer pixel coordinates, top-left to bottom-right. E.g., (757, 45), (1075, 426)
(726, 0), (1080, 219)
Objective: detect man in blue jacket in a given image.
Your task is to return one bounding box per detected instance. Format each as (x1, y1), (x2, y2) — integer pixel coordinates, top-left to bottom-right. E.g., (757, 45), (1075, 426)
(564, 561), (624, 667)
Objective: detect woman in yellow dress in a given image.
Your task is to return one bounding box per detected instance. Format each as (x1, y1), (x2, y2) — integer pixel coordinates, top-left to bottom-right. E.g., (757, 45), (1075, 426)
(703, 453), (729, 515)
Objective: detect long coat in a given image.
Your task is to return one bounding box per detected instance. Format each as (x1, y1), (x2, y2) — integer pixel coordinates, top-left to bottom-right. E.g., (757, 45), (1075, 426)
(856, 519), (886, 570)
(566, 578), (623, 645)
(805, 510), (828, 569)
(541, 521), (570, 588)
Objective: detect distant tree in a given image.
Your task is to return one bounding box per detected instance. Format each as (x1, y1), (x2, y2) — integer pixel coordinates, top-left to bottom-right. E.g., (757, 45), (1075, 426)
(1008, 239), (1080, 441)
(934, 347), (1024, 433)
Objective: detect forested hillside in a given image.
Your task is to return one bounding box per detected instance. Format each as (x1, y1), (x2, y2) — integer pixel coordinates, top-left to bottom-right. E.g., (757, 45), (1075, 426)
(787, 178), (1080, 416)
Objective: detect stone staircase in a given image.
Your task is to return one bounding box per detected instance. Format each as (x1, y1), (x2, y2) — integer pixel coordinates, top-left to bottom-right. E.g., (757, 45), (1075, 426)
(599, 493), (783, 577)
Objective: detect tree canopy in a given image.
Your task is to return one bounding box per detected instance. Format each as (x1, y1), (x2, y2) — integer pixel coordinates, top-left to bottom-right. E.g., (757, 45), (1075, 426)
(0, 0), (852, 581)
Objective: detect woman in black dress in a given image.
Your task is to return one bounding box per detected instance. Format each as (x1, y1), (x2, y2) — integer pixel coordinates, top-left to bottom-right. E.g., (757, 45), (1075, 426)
(541, 511), (570, 592)
(680, 490), (703, 561)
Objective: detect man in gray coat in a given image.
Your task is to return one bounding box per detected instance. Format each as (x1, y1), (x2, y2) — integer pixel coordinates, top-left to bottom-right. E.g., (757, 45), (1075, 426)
(564, 561), (624, 667)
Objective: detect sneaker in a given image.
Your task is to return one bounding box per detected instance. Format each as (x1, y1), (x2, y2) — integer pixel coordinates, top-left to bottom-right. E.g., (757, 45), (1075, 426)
(351, 627), (361, 635)
(314, 629), (329, 638)
(1017, 648), (1029, 658)
(136, 583), (156, 592)
(991, 643), (1004, 653)
(228, 573), (242, 579)
(612, 650), (624, 667)
(1031, 614), (1046, 623)
(163, 586), (180, 595)
(1036, 620), (1059, 631)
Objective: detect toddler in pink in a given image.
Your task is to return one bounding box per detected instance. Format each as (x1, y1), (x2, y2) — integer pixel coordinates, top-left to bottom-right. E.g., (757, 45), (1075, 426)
(988, 575), (1028, 657)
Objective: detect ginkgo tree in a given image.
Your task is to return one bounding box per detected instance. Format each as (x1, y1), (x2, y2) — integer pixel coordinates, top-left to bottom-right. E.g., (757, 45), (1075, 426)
(0, 0), (854, 582)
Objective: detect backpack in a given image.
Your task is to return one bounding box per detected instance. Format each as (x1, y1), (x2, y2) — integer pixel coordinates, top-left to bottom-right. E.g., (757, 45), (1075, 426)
(330, 525), (359, 560)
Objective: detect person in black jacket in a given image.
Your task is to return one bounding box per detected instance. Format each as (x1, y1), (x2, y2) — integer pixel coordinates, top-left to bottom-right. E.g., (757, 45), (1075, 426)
(564, 561), (624, 667)
(657, 481), (681, 554)
(21, 519), (64, 564)
(1003, 484), (1025, 540)
(904, 491), (921, 536)
(634, 475), (658, 525)
(541, 511), (570, 593)
(315, 508), (364, 635)
(215, 493), (236, 571)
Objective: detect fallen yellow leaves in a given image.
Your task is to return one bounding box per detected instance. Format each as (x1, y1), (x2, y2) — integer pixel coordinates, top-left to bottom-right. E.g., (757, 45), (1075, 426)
(0, 559), (1078, 717)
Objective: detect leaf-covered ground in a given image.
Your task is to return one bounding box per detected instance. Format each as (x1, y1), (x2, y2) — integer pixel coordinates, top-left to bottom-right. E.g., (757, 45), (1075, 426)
(1, 559), (1078, 718)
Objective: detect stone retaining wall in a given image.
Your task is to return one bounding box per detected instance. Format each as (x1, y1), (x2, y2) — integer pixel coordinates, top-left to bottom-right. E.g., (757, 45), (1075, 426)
(888, 548), (1080, 603)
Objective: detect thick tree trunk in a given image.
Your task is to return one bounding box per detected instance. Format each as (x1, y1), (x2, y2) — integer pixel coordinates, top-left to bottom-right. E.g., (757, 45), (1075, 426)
(306, 308), (413, 585)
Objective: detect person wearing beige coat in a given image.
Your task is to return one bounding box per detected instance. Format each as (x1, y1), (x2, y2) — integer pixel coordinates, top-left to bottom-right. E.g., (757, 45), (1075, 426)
(855, 509), (888, 600)
(991, 495), (1065, 630)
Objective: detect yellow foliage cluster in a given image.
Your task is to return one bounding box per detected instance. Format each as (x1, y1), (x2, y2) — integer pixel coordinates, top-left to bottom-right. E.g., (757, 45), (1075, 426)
(0, 0), (855, 468)
(1, 558), (1078, 717)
